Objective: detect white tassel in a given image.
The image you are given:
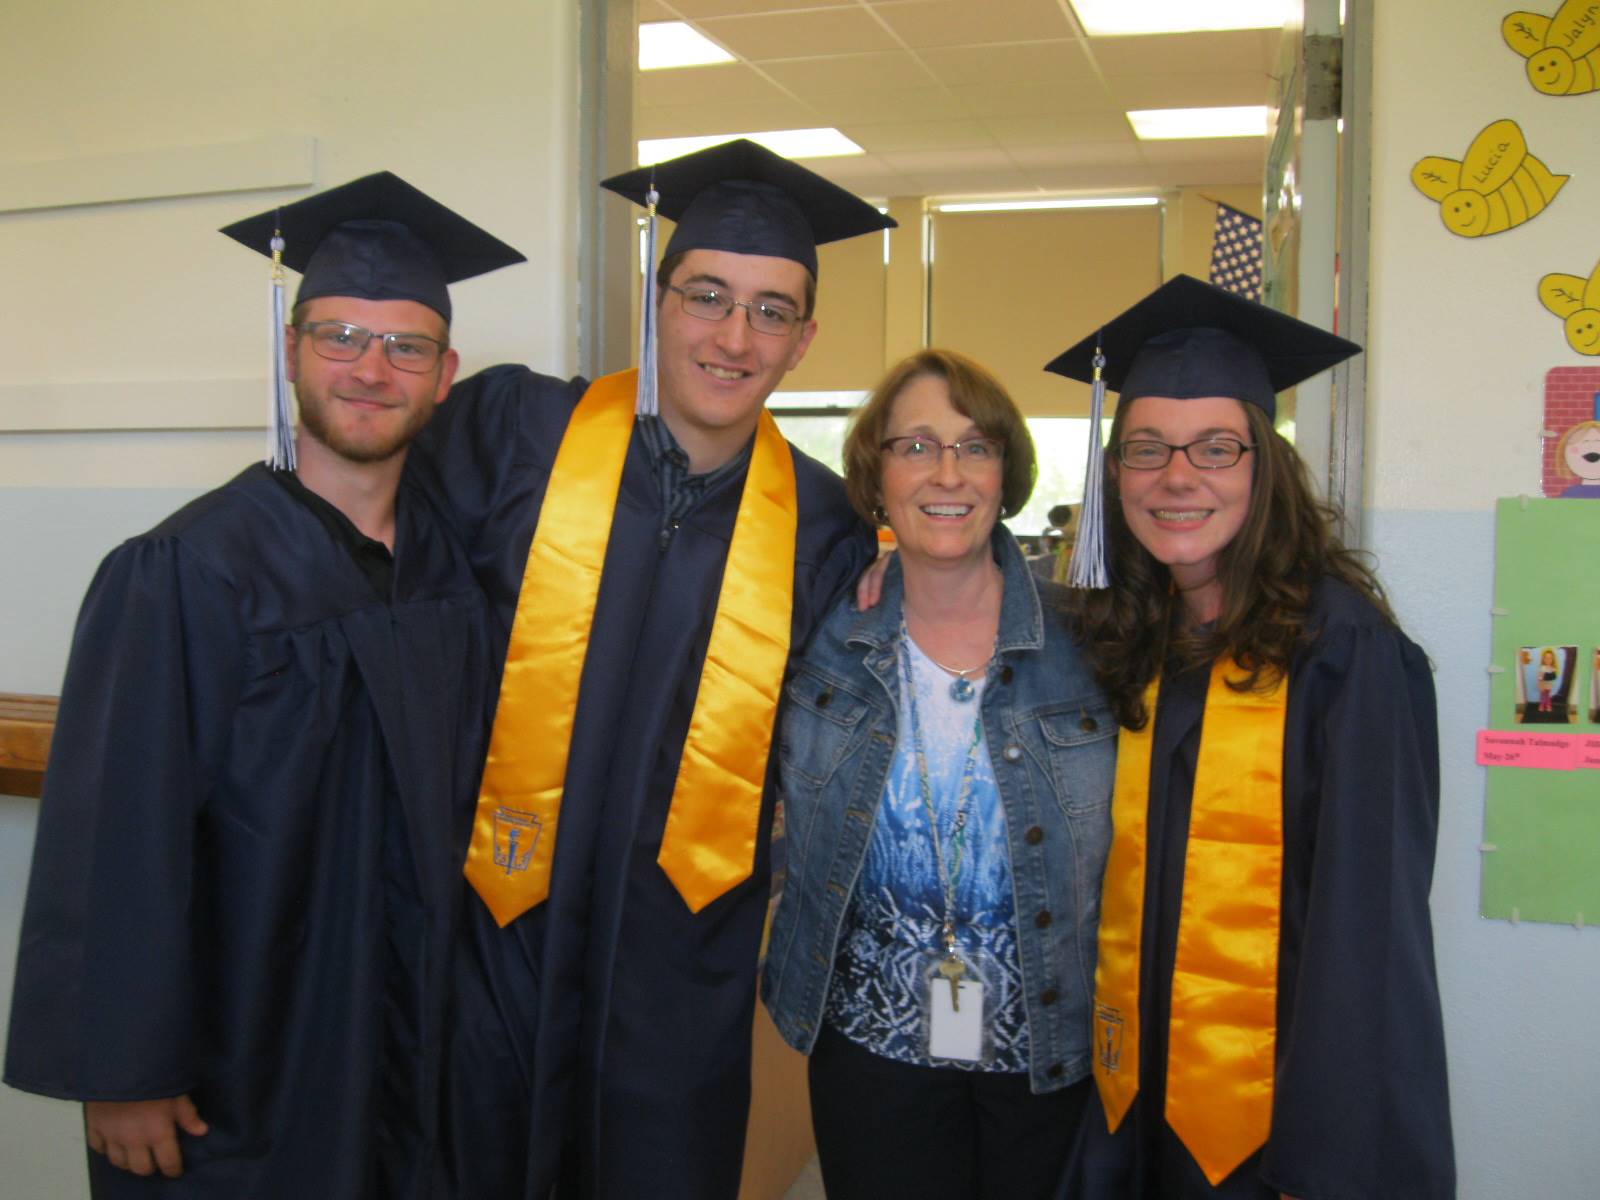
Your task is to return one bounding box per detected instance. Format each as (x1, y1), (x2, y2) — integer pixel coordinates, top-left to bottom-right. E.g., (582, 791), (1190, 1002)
(1067, 350), (1109, 589)
(635, 187), (660, 417)
(267, 232), (297, 471)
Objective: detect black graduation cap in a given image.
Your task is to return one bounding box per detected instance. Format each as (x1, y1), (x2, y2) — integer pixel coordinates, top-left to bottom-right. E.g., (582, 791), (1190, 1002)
(1044, 275), (1360, 590)
(219, 171), (526, 322)
(1043, 273), (1359, 421)
(600, 139), (895, 278)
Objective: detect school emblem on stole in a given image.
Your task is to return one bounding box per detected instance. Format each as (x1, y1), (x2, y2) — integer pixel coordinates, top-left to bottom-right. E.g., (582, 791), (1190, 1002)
(492, 807), (542, 875)
(1095, 1003), (1125, 1072)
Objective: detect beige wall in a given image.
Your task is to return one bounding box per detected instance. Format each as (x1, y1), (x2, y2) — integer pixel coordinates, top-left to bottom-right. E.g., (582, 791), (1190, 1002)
(929, 205), (1163, 416)
(0, 0), (579, 492)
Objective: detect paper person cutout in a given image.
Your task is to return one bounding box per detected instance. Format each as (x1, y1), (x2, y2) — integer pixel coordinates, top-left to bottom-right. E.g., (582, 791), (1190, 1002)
(1539, 261), (1600, 355)
(1502, 4), (1600, 95)
(1411, 119), (1568, 237)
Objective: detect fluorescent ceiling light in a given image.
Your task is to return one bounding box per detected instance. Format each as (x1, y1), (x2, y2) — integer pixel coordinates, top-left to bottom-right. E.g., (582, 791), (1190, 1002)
(638, 129), (863, 164)
(1128, 106), (1268, 139)
(1070, 0), (1291, 36)
(639, 21), (735, 70)
(936, 197), (1159, 213)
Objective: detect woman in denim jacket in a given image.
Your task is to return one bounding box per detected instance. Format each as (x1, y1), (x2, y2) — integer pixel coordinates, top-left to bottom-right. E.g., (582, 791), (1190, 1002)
(762, 350), (1115, 1200)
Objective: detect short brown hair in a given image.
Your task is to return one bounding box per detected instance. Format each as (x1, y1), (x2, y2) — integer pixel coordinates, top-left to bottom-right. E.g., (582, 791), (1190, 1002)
(842, 348), (1036, 523)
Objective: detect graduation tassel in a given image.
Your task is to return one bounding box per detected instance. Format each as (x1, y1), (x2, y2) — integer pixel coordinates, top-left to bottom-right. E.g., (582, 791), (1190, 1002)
(1067, 346), (1109, 589)
(634, 185), (660, 417)
(266, 229), (297, 471)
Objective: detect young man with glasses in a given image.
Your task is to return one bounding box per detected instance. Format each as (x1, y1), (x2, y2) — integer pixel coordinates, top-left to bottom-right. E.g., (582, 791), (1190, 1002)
(409, 141), (891, 1200)
(4, 173), (520, 1198)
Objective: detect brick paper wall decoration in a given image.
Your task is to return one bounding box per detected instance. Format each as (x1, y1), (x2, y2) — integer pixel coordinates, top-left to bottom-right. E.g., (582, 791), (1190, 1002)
(1541, 366), (1600, 496)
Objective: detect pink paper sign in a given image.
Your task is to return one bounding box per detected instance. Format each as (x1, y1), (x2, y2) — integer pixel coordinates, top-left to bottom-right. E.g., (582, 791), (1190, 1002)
(1476, 730), (1581, 769)
(1580, 736), (1600, 771)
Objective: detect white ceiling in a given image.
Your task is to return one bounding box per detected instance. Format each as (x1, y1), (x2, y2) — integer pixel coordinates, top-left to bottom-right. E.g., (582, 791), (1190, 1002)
(636, 0), (1279, 200)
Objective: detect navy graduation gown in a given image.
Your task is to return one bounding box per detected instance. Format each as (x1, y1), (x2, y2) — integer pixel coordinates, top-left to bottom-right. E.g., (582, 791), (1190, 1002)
(4, 465), (492, 1199)
(1072, 579), (1455, 1200)
(407, 365), (877, 1200)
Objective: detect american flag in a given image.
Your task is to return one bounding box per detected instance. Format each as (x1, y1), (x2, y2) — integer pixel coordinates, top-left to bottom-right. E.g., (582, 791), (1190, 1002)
(1209, 203), (1263, 300)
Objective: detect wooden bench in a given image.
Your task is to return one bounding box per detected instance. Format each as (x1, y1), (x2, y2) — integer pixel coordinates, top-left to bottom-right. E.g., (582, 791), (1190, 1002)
(0, 693), (55, 798)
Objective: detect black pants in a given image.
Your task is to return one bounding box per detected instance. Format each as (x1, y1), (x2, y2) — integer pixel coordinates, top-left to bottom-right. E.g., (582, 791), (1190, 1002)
(808, 1024), (1091, 1200)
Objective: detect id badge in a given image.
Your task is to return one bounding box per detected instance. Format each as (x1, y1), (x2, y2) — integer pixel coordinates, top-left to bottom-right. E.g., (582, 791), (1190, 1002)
(922, 952), (993, 1063)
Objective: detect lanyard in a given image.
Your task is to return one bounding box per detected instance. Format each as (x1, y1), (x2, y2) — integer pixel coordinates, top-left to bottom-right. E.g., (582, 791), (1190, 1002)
(899, 626), (985, 956)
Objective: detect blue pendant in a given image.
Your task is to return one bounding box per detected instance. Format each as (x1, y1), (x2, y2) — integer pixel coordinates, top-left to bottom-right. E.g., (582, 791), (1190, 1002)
(950, 677), (976, 703)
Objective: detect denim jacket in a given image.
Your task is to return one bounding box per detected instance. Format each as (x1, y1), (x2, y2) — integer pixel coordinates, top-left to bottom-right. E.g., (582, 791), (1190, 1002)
(762, 529), (1115, 1093)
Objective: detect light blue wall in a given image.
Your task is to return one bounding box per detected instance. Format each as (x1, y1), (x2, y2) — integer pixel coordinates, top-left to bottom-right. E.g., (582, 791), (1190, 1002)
(1371, 508), (1598, 1198)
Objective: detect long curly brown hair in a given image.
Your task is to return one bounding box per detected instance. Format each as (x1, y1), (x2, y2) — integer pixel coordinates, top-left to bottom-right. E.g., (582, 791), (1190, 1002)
(1070, 400), (1393, 730)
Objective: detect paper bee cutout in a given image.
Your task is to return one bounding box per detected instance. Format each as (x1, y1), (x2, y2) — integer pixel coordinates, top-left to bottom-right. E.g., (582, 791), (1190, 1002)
(1411, 119), (1568, 237)
(1538, 261), (1600, 355)
(1503, 3), (1600, 95)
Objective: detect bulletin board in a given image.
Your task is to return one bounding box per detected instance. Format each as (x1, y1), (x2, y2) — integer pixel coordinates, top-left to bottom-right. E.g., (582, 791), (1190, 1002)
(1481, 496), (1600, 924)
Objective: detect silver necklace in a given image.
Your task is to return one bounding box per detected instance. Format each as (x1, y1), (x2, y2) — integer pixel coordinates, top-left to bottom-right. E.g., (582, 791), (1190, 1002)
(905, 620), (993, 703)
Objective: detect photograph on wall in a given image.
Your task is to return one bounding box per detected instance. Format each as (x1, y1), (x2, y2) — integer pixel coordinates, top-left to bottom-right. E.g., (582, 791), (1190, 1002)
(1540, 367), (1600, 495)
(1410, 118), (1567, 238)
(1484, 497), (1600, 923)
(1515, 644), (1581, 722)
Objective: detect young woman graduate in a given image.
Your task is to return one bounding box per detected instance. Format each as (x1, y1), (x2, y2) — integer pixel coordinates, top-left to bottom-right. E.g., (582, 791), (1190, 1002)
(1048, 276), (1455, 1200)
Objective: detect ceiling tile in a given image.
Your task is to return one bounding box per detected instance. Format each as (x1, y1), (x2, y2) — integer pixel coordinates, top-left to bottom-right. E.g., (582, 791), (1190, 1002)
(637, 61), (796, 107)
(636, 98), (824, 139)
(666, 0), (856, 16)
(1136, 137), (1267, 167)
(918, 40), (1094, 88)
(793, 152), (916, 198)
(819, 86), (969, 123)
(880, 146), (1017, 174)
(899, 164), (1037, 195)
(1020, 163), (1170, 191)
(871, 0), (1075, 48)
(697, 8), (899, 60)
(1108, 72), (1270, 110)
(1004, 141), (1148, 169)
(758, 50), (935, 94)
(839, 118), (997, 154)
(639, 0), (678, 23)
(983, 112), (1135, 146)
(1087, 29), (1279, 77)
(947, 78), (1113, 118)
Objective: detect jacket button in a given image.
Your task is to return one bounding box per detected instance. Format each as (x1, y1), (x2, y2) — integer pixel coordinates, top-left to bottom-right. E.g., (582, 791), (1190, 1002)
(999, 665), (1014, 684)
(817, 690), (832, 707)
(1040, 988), (1059, 1005)
(1079, 715), (1098, 732)
(1002, 742), (1023, 763)
(1047, 1063), (1064, 1078)
(1024, 825), (1044, 845)
(1034, 909), (1052, 928)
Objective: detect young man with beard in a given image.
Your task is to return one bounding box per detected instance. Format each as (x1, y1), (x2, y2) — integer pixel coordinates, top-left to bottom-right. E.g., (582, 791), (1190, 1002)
(4, 173), (519, 1198)
(409, 141), (891, 1199)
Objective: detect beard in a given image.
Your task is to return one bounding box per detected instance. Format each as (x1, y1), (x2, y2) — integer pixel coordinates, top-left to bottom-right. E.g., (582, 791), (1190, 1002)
(295, 383), (436, 464)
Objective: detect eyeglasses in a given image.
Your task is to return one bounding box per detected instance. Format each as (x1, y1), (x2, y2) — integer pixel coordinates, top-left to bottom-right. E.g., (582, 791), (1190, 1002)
(296, 322), (448, 374)
(880, 435), (1005, 469)
(666, 284), (803, 336)
(1116, 436), (1254, 470)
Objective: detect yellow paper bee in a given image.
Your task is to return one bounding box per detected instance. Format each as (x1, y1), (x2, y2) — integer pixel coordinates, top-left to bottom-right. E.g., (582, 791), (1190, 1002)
(1410, 118), (1568, 237)
(1503, 3), (1600, 95)
(1538, 261), (1600, 355)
